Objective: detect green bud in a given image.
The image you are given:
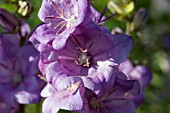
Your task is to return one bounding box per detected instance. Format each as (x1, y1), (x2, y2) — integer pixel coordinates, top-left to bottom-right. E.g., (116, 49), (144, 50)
(107, 0), (134, 16)
(18, 0), (31, 17)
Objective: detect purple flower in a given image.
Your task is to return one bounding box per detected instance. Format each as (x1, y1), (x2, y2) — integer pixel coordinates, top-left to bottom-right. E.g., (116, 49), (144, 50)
(36, 0), (90, 50)
(41, 77), (85, 113)
(34, 26), (132, 94)
(119, 59), (152, 107)
(0, 33), (42, 105)
(77, 71), (140, 113)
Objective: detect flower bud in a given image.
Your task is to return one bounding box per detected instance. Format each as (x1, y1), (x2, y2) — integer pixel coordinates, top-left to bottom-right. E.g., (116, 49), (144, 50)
(107, 0), (134, 16)
(132, 8), (148, 30)
(0, 8), (19, 32)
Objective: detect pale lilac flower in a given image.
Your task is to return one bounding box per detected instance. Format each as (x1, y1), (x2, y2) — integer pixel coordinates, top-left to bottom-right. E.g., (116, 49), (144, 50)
(41, 77), (85, 113)
(36, 0), (90, 50)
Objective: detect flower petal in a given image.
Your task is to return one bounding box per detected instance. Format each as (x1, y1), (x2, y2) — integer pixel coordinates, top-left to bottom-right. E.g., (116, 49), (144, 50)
(42, 88), (84, 113)
(130, 66), (152, 89)
(30, 23), (56, 45)
(15, 76), (41, 104)
(92, 33), (132, 64)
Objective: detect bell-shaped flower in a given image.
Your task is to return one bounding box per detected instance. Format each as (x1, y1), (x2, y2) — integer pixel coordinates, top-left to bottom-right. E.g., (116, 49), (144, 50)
(36, 26), (132, 94)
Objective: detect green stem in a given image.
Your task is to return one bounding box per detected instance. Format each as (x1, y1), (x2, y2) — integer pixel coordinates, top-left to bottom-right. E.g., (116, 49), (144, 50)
(125, 21), (131, 35)
(19, 104), (25, 113)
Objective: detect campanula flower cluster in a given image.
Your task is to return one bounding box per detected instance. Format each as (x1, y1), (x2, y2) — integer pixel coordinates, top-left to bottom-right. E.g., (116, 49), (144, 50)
(29, 0), (152, 113)
(0, 0), (152, 113)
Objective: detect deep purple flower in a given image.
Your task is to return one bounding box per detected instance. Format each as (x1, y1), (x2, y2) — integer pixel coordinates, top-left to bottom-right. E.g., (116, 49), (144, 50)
(0, 33), (42, 106)
(119, 59), (152, 107)
(41, 77), (85, 113)
(37, 0), (90, 50)
(76, 71), (140, 113)
(33, 26), (132, 94)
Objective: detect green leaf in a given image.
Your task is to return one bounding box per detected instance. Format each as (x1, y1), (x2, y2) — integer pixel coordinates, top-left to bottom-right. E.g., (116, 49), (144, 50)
(0, 1), (16, 12)
(58, 109), (74, 113)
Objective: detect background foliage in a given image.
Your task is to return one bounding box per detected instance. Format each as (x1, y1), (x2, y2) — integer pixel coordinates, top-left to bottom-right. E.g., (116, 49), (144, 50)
(1, 0), (170, 113)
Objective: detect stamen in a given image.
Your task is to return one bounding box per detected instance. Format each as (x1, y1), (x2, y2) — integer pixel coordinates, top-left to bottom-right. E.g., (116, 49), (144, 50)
(45, 16), (62, 20)
(50, 0), (62, 15)
(54, 21), (66, 29)
(38, 74), (47, 82)
(71, 35), (84, 52)
(56, 23), (66, 35)
(76, 53), (91, 67)
(58, 56), (75, 60)
(49, 0), (77, 35)
(67, 81), (81, 95)
(87, 42), (93, 50)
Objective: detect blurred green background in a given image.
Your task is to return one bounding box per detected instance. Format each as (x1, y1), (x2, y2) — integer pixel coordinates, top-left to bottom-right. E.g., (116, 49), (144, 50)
(1, 0), (170, 113)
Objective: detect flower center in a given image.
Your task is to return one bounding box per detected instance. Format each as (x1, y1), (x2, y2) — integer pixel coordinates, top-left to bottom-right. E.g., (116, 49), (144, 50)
(76, 52), (91, 67)
(12, 72), (22, 85)
(71, 36), (92, 67)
